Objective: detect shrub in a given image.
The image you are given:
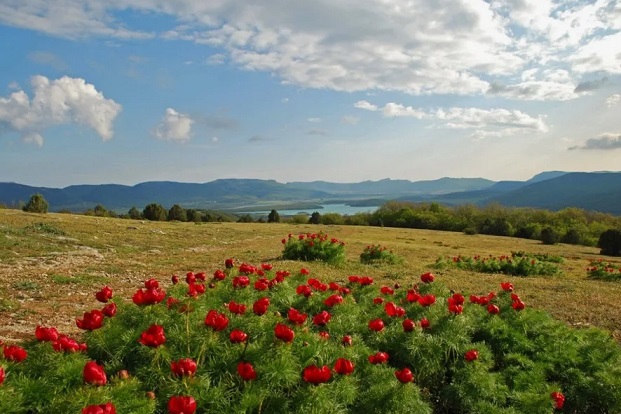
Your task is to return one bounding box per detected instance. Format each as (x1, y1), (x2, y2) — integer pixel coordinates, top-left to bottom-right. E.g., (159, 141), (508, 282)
(168, 204), (188, 222)
(237, 214), (254, 223)
(142, 203), (167, 221)
(308, 211), (321, 224)
(540, 227), (559, 245)
(360, 245), (403, 265)
(435, 254), (560, 277)
(23, 193), (49, 213)
(561, 228), (583, 245)
(267, 210), (280, 223)
(586, 259), (621, 281)
(463, 227), (478, 235)
(1, 258), (620, 413)
(281, 232), (346, 264)
(128, 207), (142, 220)
(320, 213), (345, 225)
(598, 229), (621, 256)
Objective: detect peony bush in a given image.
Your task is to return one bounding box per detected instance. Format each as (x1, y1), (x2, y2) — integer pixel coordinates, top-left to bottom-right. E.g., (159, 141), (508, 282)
(0, 241), (620, 413)
(435, 253), (560, 276)
(281, 232), (346, 265)
(360, 245), (403, 265)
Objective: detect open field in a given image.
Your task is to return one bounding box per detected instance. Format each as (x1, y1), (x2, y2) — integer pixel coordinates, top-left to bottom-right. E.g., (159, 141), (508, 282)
(1, 208), (620, 343)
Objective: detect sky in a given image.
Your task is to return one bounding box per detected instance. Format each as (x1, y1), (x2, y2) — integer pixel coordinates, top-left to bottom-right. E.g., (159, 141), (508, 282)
(0, 0), (620, 188)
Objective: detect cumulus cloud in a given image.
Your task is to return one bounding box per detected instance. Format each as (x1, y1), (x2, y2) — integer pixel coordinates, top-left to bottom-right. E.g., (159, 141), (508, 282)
(568, 133), (621, 150)
(355, 100), (547, 137)
(1, 1), (621, 99)
(0, 75), (121, 145)
(606, 94), (621, 107)
(153, 108), (194, 142)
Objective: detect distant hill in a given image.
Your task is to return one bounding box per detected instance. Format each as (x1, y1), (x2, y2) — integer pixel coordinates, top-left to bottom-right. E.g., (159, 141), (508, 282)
(1, 172), (619, 214)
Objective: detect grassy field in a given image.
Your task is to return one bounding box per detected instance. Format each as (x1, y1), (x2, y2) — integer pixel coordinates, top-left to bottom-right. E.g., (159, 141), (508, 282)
(1, 208), (620, 343)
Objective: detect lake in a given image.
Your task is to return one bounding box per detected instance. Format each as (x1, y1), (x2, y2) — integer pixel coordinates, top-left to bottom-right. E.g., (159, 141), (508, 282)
(244, 203), (379, 216)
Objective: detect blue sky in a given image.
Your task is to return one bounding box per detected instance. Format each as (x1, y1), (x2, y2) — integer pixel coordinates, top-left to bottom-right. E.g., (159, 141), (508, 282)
(1, 0), (620, 187)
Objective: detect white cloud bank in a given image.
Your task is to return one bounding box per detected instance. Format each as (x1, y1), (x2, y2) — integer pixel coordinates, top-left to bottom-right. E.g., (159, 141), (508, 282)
(152, 108), (194, 143)
(2, 1), (620, 100)
(0, 75), (121, 146)
(355, 100), (548, 138)
(569, 133), (621, 150)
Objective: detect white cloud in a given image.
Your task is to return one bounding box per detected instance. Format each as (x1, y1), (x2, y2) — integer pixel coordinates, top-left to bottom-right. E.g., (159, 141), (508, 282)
(307, 117), (322, 123)
(356, 100), (547, 137)
(0, 75), (121, 145)
(1, 1), (620, 99)
(606, 94), (621, 108)
(569, 133), (621, 150)
(341, 115), (359, 125)
(153, 108), (194, 143)
(206, 53), (226, 65)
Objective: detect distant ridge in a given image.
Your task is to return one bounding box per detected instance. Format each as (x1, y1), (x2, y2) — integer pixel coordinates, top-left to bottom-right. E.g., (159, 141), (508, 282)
(1, 171), (620, 215)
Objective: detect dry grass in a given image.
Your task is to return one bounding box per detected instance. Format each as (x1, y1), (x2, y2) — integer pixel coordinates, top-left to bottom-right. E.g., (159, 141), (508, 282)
(1, 209), (620, 343)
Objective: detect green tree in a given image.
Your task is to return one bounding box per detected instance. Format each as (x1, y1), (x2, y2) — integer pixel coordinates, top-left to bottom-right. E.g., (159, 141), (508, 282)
(167, 204), (188, 222)
(598, 229), (621, 256)
(142, 203), (167, 221)
(308, 211), (321, 224)
(267, 209), (280, 223)
(23, 193), (49, 213)
(186, 209), (202, 222)
(321, 213), (345, 225)
(540, 227), (560, 245)
(237, 214), (254, 223)
(128, 207), (142, 220)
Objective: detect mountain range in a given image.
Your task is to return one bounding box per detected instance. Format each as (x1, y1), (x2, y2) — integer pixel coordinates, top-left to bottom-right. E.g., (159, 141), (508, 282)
(1, 171), (620, 215)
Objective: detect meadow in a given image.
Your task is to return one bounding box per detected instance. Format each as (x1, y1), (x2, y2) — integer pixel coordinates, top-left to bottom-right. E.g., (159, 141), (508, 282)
(1, 208), (621, 413)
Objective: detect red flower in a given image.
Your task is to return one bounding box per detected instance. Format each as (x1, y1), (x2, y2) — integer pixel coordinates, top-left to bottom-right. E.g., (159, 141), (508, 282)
(213, 269), (226, 280)
(187, 283), (206, 297)
(225, 258), (235, 269)
(195, 272), (206, 281)
(384, 302), (405, 317)
(368, 351), (389, 364)
(237, 361), (257, 381)
(139, 324), (166, 347)
(274, 323), (295, 343)
(420, 317), (430, 330)
(233, 276), (250, 288)
(171, 275), (180, 284)
(3, 344), (27, 362)
(132, 286), (166, 305)
(368, 318), (385, 332)
(261, 263), (273, 271)
(168, 396), (197, 414)
(500, 282), (514, 291)
(296, 285), (313, 297)
(380, 286), (395, 295)
(406, 289), (420, 303)
(451, 293), (465, 305)
(254, 278), (270, 291)
(253, 297), (270, 316)
(395, 368), (414, 383)
(288, 308), (308, 325)
(342, 335), (353, 346)
(300, 268), (310, 276)
(464, 349), (478, 362)
(313, 311), (331, 326)
(52, 335), (82, 353)
(324, 294), (344, 307)
(348, 275), (360, 283)
(0, 367), (4, 385)
(83, 361), (107, 386)
(448, 297), (464, 315)
(512, 300), (526, 311)
(82, 402), (116, 414)
(419, 294), (436, 307)
(171, 358), (197, 377)
(186, 272), (196, 284)
(204, 310), (229, 331)
(227, 301), (247, 315)
(551, 391), (565, 410)
(487, 304), (500, 315)
(420, 272), (435, 283)
(334, 358), (355, 375)
(229, 329), (248, 343)
(102, 303), (117, 318)
(329, 282), (341, 291)
(359, 276), (374, 285)
(308, 278), (328, 291)
(373, 297), (384, 305)
(318, 331), (330, 340)
(35, 326), (59, 342)
(402, 319), (415, 332)
(76, 310), (104, 331)
(95, 286), (113, 303)
(144, 278), (159, 289)
(302, 365), (331, 384)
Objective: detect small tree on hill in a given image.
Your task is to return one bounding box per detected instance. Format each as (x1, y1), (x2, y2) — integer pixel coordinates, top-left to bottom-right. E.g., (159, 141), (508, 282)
(23, 193), (49, 213)
(237, 214), (254, 223)
(540, 227), (560, 245)
(598, 229), (621, 256)
(186, 209), (202, 222)
(308, 211), (321, 224)
(267, 209), (280, 223)
(128, 207), (142, 220)
(168, 204), (188, 222)
(143, 203), (167, 221)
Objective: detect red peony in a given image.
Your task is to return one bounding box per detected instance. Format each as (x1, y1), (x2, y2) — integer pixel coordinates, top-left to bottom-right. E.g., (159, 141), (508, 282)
(302, 365), (331, 384)
(237, 361), (257, 381)
(35, 326), (59, 342)
(204, 310), (229, 331)
(334, 358), (355, 375)
(171, 358), (197, 377)
(139, 324), (166, 347)
(82, 402), (116, 414)
(76, 310), (104, 331)
(274, 323), (295, 343)
(168, 396), (197, 414)
(83, 361), (107, 386)
(95, 286), (113, 303)
(229, 329), (248, 344)
(395, 368), (414, 383)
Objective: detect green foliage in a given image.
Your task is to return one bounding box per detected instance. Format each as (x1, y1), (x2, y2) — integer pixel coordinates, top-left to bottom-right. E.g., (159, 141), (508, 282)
(598, 229), (621, 257)
(267, 209), (280, 223)
(360, 245), (403, 265)
(142, 203), (167, 221)
(281, 232), (346, 265)
(167, 204), (187, 222)
(510, 251), (563, 263)
(237, 214), (254, 223)
(128, 207), (142, 220)
(320, 213), (345, 225)
(540, 227), (559, 245)
(23, 222), (66, 236)
(23, 193), (48, 214)
(1, 254), (620, 413)
(286, 214), (309, 224)
(436, 254), (560, 277)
